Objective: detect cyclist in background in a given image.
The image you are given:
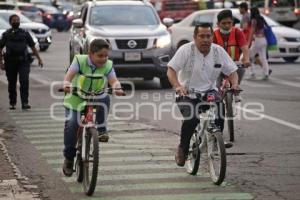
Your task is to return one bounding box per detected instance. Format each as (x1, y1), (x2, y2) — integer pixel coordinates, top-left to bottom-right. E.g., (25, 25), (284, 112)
(213, 9), (250, 102)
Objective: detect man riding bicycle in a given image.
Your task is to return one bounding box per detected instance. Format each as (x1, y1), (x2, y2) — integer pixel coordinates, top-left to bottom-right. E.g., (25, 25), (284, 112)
(62, 39), (125, 176)
(167, 23), (239, 167)
(213, 9), (250, 102)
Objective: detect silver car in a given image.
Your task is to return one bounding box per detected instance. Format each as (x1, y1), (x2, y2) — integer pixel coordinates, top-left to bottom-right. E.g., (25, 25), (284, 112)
(69, 0), (173, 88)
(0, 10), (52, 51)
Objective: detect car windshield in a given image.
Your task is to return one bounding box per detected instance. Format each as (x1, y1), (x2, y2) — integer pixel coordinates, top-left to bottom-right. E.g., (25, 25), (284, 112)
(0, 12), (32, 23)
(89, 5), (158, 26)
(37, 5), (60, 13)
(263, 15), (280, 27)
(0, 17), (10, 29)
(18, 5), (40, 12)
(30, 0), (52, 5)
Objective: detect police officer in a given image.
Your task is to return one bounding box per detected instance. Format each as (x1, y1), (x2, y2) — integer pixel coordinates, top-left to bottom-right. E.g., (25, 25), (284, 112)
(0, 14), (43, 110)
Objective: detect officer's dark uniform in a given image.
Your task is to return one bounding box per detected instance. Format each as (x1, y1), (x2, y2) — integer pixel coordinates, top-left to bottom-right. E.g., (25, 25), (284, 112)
(0, 28), (35, 107)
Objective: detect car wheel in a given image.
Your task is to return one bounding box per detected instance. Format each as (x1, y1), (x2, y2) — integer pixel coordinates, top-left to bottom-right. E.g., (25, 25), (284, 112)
(177, 40), (189, 49)
(40, 46), (49, 52)
(283, 57), (298, 63)
(160, 77), (172, 89)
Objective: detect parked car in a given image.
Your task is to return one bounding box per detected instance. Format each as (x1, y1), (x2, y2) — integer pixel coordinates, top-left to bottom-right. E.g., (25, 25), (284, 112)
(169, 9), (300, 62)
(0, 17), (39, 63)
(35, 4), (72, 31)
(0, 10), (51, 51)
(70, 0), (173, 88)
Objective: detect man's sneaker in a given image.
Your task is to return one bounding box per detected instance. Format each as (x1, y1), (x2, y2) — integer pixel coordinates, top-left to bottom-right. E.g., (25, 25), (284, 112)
(224, 141), (233, 148)
(22, 104), (31, 110)
(98, 132), (109, 142)
(9, 104), (16, 110)
(175, 145), (186, 167)
(62, 158), (74, 177)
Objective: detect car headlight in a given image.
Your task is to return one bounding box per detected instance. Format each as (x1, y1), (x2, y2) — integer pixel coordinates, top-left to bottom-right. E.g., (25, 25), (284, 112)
(277, 35), (286, 42)
(156, 34), (171, 48)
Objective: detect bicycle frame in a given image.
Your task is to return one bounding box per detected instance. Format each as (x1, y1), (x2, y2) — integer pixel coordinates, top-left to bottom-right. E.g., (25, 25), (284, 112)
(196, 98), (219, 152)
(80, 104), (97, 162)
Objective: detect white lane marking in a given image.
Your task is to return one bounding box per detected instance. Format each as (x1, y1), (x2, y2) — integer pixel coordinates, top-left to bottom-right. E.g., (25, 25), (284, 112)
(237, 106), (300, 131)
(271, 77), (300, 88)
(242, 80), (273, 88)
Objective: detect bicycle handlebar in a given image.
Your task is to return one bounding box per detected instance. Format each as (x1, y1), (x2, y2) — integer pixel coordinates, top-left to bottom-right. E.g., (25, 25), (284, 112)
(58, 87), (124, 96)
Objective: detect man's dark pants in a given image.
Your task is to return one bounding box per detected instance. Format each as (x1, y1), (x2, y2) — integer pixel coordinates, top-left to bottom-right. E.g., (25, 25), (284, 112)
(4, 59), (30, 106)
(176, 91), (225, 156)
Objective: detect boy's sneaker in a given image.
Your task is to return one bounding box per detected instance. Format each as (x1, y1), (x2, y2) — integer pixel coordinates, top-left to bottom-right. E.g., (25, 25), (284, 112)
(98, 131), (109, 142)
(62, 158), (74, 177)
(224, 141), (233, 148)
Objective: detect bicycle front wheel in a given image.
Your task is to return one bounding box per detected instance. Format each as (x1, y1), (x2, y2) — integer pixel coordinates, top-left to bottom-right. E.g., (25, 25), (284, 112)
(186, 134), (200, 175)
(207, 132), (226, 185)
(225, 92), (234, 142)
(83, 127), (99, 196)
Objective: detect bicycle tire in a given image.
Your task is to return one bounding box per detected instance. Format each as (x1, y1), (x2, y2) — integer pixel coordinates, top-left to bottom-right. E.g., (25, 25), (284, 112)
(83, 127), (99, 196)
(186, 134), (200, 175)
(225, 92), (234, 142)
(207, 132), (226, 185)
(75, 154), (83, 183)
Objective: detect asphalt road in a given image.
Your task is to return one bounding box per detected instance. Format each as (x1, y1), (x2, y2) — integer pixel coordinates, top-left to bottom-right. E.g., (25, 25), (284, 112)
(0, 32), (299, 200)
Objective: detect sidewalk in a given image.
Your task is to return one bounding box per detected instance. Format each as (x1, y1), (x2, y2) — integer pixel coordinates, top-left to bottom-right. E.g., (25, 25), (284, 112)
(0, 129), (40, 200)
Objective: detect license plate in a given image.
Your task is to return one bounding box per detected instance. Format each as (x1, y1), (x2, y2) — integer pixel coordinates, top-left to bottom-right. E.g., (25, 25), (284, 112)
(124, 52), (141, 61)
(58, 16), (63, 20)
(39, 38), (46, 42)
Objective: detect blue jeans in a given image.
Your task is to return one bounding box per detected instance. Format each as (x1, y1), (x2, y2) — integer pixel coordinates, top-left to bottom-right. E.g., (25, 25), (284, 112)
(63, 95), (110, 160)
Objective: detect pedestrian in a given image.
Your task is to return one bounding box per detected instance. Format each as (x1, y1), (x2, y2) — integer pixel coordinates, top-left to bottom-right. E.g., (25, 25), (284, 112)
(248, 7), (270, 80)
(0, 14), (43, 110)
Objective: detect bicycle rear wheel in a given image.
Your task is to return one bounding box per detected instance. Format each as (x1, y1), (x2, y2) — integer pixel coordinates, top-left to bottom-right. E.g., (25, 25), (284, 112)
(207, 132), (226, 185)
(186, 134), (200, 175)
(83, 127), (99, 196)
(225, 92), (234, 142)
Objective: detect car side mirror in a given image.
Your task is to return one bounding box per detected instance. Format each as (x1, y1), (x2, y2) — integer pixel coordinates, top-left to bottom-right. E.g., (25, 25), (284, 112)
(72, 18), (83, 28)
(162, 18), (174, 28)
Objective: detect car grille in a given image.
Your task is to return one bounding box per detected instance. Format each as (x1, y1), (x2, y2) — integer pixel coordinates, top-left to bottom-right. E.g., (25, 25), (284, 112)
(31, 29), (47, 34)
(115, 39), (148, 49)
(289, 48), (300, 53)
(112, 58), (153, 64)
(284, 37), (300, 42)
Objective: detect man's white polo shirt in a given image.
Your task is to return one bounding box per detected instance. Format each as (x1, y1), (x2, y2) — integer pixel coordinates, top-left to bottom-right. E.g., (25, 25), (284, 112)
(168, 42), (237, 92)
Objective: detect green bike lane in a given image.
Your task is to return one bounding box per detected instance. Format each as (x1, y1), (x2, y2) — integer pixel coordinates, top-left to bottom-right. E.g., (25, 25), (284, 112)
(8, 108), (254, 200)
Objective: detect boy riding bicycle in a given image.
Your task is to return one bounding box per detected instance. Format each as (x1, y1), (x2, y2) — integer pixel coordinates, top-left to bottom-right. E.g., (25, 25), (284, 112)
(62, 39), (125, 176)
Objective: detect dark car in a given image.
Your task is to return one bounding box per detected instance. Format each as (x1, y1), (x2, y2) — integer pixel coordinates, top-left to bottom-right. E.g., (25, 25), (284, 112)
(35, 4), (71, 31)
